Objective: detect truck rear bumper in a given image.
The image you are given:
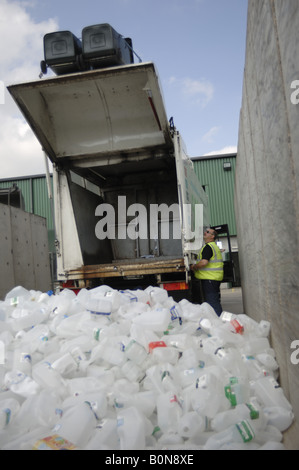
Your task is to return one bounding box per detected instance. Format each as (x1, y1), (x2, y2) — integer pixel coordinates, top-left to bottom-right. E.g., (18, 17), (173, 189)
(65, 257), (186, 281)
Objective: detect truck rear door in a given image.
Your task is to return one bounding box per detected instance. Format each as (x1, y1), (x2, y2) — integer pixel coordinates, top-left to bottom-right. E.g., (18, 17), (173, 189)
(8, 62), (173, 163)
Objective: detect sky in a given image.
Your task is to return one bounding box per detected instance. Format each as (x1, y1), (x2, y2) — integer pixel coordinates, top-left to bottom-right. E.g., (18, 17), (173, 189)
(0, 0), (248, 178)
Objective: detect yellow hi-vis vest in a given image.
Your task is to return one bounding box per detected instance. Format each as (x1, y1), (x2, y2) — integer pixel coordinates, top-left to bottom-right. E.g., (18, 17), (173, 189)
(194, 242), (224, 281)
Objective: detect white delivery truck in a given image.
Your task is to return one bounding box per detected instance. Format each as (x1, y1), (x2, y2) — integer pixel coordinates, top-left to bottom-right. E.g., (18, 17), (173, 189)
(8, 28), (218, 299)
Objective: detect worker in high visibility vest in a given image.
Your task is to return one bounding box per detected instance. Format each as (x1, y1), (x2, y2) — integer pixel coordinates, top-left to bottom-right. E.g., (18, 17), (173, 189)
(191, 228), (224, 316)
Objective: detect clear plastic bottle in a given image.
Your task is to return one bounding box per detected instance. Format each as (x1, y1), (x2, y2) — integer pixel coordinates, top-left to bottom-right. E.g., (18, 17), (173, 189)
(4, 286), (31, 307)
(201, 335), (225, 356)
(250, 376), (293, 410)
(204, 419), (256, 450)
(157, 391), (182, 433)
(4, 370), (40, 398)
(15, 324), (50, 354)
(124, 339), (148, 365)
(241, 354), (268, 380)
(12, 389), (62, 431)
(178, 347), (199, 370)
(258, 320), (271, 337)
(113, 390), (156, 418)
(0, 398), (20, 429)
(12, 350), (32, 376)
(256, 353), (279, 372)
(253, 424), (283, 446)
(53, 401), (97, 448)
(151, 345), (179, 365)
(132, 307), (171, 332)
(211, 402), (263, 432)
(84, 418), (119, 450)
(32, 361), (67, 397)
(191, 369), (229, 418)
(51, 352), (78, 377)
(241, 337), (272, 356)
(178, 366), (205, 389)
(213, 347), (247, 378)
(9, 305), (49, 332)
(101, 345), (125, 367)
(68, 375), (112, 396)
(263, 406), (294, 432)
(117, 406), (146, 450)
(146, 286), (169, 306)
(160, 367), (180, 395)
(85, 297), (112, 316)
(224, 376), (250, 407)
(121, 360), (145, 383)
(163, 333), (190, 351)
(178, 411), (206, 438)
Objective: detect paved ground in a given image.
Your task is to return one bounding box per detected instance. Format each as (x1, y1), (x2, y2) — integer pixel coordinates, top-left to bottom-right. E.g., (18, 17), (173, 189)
(220, 287), (244, 315)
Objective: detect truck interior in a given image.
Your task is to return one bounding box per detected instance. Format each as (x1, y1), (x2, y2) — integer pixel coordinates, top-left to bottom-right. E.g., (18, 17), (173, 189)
(67, 151), (183, 267)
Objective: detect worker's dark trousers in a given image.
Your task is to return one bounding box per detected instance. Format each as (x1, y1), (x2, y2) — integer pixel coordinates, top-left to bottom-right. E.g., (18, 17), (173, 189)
(201, 279), (222, 316)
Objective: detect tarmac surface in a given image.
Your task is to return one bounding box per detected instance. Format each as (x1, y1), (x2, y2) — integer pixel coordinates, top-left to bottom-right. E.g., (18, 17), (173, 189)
(220, 287), (244, 315)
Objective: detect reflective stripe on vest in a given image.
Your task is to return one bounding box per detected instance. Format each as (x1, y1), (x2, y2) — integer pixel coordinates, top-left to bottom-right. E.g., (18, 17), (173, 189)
(194, 242), (224, 281)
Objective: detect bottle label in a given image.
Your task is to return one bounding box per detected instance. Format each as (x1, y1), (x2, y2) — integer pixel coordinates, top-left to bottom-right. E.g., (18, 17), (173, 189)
(224, 385), (237, 406)
(152, 426), (161, 436)
(117, 417), (124, 427)
(161, 370), (170, 381)
(221, 311), (234, 322)
(148, 341), (167, 352)
(224, 377), (239, 406)
(20, 353), (32, 363)
(230, 319), (244, 334)
(33, 435), (77, 450)
(246, 403), (259, 420)
(3, 408), (11, 426)
(114, 399), (124, 409)
(125, 339), (136, 351)
(236, 420), (255, 443)
(93, 328), (101, 341)
(10, 297), (18, 307)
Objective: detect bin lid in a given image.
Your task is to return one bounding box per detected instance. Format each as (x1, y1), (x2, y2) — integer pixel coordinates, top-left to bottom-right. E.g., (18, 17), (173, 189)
(8, 62), (173, 163)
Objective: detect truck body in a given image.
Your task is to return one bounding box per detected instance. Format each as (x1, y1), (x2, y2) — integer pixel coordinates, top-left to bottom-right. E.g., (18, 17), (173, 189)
(8, 62), (210, 297)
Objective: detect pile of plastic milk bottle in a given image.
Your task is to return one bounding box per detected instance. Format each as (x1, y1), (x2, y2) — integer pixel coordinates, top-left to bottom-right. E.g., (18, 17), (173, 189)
(0, 285), (294, 450)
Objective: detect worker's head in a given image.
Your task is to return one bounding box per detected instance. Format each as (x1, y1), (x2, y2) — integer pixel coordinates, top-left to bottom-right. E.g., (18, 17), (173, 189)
(204, 228), (217, 243)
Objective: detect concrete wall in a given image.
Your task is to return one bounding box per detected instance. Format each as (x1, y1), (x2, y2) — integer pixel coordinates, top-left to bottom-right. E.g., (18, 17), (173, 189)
(0, 203), (52, 300)
(236, 0), (299, 449)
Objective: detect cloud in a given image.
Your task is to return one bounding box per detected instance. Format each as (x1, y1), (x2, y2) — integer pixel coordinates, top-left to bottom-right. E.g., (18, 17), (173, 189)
(202, 126), (220, 143)
(0, 114), (51, 178)
(0, 0), (58, 178)
(168, 76), (214, 107)
(182, 78), (214, 105)
(0, 0), (58, 83)
(204, 145), (237, 156)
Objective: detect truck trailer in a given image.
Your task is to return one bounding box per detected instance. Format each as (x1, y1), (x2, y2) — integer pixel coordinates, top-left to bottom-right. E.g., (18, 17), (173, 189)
(8, 59), (215, 299)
